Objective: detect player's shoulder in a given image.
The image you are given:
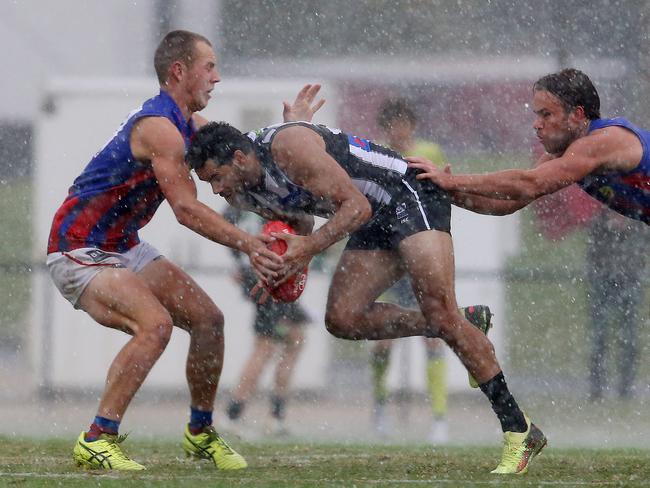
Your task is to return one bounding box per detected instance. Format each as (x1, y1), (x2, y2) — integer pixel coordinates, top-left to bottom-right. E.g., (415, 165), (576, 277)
(131, 116), (185, 157)
(276, 122), (318, 137)
(585, 118), (641, 144)
(578, 124), (639, 155)
(272, 123), (323, 151)
(133, 116), (183, 140)
(587, 124), (629, 138)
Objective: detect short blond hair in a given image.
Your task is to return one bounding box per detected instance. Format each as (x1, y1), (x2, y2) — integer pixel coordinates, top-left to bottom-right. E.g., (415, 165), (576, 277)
(154, 30), (211, 84)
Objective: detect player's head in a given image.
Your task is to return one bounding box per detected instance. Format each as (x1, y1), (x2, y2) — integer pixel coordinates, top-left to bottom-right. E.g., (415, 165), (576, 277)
(154, 30), (220, 111)
(532, 69), (600, 154)
(534, 69), (601, 120)
(376, 98), (417, 146)
(188, 122), (254, 169)
(377, 97), (417, 129)
(188, 122), (258, 202)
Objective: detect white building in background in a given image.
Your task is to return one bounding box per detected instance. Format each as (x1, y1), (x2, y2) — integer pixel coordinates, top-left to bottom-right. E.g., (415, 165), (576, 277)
(0, 0), (219, 122)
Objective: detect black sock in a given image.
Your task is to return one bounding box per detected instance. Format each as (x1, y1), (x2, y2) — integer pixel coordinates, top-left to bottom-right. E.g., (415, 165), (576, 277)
(479, 372), (527, 433)
(227, 400), (244, 420)
(270, 394), (286, 420)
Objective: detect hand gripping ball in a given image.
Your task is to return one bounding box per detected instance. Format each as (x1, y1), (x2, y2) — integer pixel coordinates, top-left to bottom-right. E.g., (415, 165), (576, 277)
(261, 220), (308, 302)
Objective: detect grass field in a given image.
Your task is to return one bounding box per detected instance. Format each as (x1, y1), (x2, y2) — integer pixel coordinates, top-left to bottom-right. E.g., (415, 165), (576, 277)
(1, 438), (649, 487)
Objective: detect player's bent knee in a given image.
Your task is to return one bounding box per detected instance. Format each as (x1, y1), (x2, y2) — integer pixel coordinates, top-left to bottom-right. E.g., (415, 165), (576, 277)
(202, 307), (225, 336)
(324, 313), (359, 340)
(205, 306), (225, 331)
(420, 302), (460, 341)
(138, 320), (173, 353)
(184, 303), (224, 336)
(324, 306), (342, 332)
(324, 320), (351, 339)
(325, 301), (369, 339)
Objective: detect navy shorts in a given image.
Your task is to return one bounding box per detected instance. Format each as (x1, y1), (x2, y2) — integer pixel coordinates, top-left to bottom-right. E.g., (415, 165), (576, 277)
(253, 300), (309, 340)
(345, 169), (451, 251)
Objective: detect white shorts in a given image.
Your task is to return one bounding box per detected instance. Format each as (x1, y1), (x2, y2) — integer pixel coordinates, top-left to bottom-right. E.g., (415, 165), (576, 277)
(46, 242), (163, 308)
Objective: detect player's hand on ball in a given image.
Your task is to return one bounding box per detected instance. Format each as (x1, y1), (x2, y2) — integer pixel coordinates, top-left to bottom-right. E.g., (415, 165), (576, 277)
(247, 238), (284, 285)
(271, 231), (312, 283)
(261, 221), (310, 302)
(250, 280), (274, 304)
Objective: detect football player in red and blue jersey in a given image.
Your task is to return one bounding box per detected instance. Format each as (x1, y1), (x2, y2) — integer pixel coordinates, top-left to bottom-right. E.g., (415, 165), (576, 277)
(409, 68), (650, 226)
(46, 29), (322, 471)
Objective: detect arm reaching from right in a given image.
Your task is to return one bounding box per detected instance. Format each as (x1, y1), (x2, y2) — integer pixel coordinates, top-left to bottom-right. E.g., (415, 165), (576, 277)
(407, 155), (554, 216)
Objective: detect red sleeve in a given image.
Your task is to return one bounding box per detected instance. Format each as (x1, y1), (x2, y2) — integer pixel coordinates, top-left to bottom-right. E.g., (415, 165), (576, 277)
(533, 184), (604, 240)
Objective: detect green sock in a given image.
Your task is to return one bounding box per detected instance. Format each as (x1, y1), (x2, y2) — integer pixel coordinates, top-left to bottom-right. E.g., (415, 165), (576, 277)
(371, 347), (391, 406)
(426, 353), (448, 418)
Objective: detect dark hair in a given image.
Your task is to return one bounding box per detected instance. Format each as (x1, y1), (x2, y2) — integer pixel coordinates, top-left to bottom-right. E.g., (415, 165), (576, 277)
(534, 68), (601, 120)
(187, 122), (253, 170)
(154, 30), (212, 84)
(376, 97), (417, 129)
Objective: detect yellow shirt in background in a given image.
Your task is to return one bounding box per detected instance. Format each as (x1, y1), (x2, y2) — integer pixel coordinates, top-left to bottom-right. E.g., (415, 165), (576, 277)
(405, 140), (446, 167)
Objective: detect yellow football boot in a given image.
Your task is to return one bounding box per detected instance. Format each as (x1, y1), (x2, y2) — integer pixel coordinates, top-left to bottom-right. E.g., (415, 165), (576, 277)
(182, 425), (248, 470)
(491, 415), (547, 474)
(72, 431), (145, 471)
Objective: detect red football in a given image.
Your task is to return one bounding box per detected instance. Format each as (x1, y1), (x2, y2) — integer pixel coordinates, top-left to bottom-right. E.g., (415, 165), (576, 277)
(261, 221), (308, 302)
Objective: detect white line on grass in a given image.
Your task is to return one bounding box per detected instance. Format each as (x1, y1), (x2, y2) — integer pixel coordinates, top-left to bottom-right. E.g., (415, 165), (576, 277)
(0, 473), (644, 486)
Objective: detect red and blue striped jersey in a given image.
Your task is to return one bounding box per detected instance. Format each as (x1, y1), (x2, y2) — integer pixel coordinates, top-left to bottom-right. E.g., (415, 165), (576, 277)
(579, 117), (650, 225)
(47, 90), (196, 253)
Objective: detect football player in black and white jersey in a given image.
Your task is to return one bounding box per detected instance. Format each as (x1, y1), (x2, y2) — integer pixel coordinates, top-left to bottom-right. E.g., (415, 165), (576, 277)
(187, 120), (546, 474)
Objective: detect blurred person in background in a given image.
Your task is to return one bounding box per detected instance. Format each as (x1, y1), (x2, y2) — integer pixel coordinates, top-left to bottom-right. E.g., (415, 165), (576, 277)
(585, 210), (648, 400)
(370, 98), (492, 444)
(535, 190), (648, 401)
(45, 29), (322, 471)
(408, 68), (649, 226)
(222, 206), (310, 437)
(188, 119), (547, 475)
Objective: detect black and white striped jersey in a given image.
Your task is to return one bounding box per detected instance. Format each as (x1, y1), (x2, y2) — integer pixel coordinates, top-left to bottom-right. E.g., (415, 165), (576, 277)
(240, 121), (410, 219)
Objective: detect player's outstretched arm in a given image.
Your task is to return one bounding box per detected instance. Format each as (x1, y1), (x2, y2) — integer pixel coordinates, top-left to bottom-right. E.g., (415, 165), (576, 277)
(406, 138), (604, 201)
(449, 191), (530, 215)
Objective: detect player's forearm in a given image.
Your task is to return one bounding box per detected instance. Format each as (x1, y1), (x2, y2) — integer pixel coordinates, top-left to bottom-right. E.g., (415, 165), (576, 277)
(448, 170), (543, 201)
(449, 191), (530, 215)
(173, 201), (257, 254)
(307, 198), (371, 255)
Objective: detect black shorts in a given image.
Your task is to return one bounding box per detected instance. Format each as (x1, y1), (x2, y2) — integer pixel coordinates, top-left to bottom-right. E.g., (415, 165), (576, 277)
(345, 169), (451, 251)
(253, 300), (309, 340)
(239, 267), (309, 341)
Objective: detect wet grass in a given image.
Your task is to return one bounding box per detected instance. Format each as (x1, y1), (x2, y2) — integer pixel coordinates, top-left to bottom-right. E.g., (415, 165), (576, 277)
(1, 437), (649, 487)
